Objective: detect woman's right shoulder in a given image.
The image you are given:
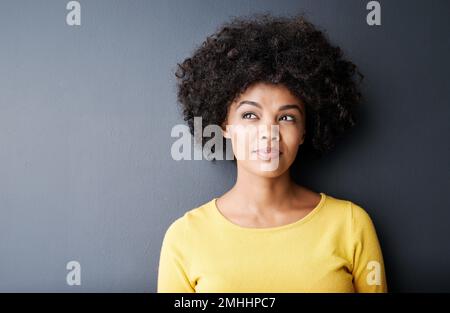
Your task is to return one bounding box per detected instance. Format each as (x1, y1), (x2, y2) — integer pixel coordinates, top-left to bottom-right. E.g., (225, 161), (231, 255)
(163, 199), (215, 237)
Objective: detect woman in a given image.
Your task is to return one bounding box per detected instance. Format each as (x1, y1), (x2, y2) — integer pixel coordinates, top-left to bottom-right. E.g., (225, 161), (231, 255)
(158, 13), (387, 293)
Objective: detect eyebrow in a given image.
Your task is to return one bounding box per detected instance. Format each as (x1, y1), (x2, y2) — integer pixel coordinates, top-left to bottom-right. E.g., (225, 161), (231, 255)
(236, 100), (303, 115)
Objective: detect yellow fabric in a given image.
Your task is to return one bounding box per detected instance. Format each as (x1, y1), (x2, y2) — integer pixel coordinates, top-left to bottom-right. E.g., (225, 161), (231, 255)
(157, 192), (387, 293)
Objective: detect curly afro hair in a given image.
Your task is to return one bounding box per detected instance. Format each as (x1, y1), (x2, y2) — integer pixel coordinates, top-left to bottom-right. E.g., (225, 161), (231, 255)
(175, 12), (363, 161)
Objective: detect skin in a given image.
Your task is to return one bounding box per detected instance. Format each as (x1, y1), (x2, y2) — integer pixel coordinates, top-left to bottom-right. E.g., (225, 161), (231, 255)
(218, 82), (322, 228)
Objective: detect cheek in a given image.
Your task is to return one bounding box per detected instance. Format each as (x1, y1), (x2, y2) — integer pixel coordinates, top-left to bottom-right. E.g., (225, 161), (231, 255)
(281, 126), (304, 148)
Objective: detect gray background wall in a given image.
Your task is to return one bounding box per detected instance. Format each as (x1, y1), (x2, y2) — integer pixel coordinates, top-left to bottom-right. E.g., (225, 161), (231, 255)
(0, 0), (449, 292)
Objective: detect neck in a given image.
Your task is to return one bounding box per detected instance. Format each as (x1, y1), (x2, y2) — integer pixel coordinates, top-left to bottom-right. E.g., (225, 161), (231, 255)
(229, 164), (297, 214)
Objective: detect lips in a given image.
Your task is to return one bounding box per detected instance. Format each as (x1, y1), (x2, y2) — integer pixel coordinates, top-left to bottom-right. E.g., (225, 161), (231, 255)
(253, 147), (282, 160)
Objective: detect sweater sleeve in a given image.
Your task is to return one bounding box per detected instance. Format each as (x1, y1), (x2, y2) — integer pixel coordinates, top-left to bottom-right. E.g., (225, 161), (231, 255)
(157, 217), (195, 293)
(350, 202), (388, 293)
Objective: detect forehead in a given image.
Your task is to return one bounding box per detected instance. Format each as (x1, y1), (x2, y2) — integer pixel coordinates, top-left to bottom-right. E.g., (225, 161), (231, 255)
(233, 82), (303, 107)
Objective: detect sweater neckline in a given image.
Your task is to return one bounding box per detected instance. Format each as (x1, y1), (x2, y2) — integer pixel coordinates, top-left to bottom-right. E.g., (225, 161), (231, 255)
(209, 192), (327, 232)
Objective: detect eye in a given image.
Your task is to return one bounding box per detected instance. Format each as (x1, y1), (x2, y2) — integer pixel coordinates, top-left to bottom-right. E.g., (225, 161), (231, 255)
(242, 112), (258, 119)
(279, 115), (296, 122)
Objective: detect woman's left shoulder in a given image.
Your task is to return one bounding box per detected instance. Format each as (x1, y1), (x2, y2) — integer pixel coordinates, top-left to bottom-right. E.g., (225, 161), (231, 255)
(321, 192), (373, 222)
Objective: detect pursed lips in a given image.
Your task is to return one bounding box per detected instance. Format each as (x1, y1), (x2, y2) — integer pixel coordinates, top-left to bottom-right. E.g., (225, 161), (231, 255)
(252, 147), (282, 158)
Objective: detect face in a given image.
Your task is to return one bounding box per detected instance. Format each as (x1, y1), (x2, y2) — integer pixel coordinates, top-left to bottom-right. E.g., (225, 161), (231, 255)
(222, 82), (306, 177)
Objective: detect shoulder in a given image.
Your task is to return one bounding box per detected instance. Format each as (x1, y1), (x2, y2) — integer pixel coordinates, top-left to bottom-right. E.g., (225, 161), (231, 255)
(321, 193), (352, 217)
(163, 199), (215, 240)
(321, 193), (374, 227)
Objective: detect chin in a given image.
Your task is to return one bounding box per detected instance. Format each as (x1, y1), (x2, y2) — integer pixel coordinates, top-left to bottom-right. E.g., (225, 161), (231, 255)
(242, 160), (290, 178)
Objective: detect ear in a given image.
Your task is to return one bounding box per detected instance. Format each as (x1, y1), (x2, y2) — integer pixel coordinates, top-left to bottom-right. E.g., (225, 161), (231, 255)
(221, 121), (231, 139)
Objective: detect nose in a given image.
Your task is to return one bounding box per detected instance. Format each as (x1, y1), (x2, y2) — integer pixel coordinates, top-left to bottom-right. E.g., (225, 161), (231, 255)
(259, 123), (280, 142)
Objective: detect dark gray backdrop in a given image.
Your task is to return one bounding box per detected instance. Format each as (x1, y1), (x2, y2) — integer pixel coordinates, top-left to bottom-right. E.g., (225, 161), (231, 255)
(0, 0), (449, 292)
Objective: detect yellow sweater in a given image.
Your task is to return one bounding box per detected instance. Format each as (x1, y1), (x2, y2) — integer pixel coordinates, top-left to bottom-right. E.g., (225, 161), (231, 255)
(157, 192), (387, 293)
